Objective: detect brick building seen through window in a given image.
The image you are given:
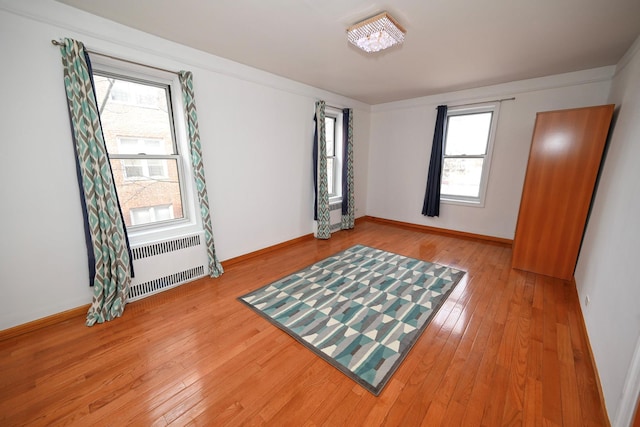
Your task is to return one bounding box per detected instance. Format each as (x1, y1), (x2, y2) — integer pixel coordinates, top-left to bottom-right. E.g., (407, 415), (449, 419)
(93, 74), (184, 228)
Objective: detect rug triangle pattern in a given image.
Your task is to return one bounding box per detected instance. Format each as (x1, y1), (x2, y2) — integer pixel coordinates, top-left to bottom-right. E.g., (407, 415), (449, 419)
(239, 244), (465, 395)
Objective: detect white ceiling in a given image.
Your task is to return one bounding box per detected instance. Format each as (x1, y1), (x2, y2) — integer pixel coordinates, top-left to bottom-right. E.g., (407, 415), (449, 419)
(56, 0), (640, 105)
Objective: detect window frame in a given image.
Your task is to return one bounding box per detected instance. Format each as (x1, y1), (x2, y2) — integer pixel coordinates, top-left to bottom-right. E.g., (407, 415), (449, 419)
(324, 107), (344, 203)
(90, 56), (202, 245)
(440, 102), (500, 207)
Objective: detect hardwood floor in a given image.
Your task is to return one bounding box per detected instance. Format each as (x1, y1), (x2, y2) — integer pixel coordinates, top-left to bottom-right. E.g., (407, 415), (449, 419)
(0, 220), (609, 426)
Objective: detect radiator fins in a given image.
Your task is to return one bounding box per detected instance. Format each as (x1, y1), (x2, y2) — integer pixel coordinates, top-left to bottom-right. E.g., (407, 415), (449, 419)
(127, 233), (207, 302)
(129, 265), (205, 301)
(131, 234), (202, 260)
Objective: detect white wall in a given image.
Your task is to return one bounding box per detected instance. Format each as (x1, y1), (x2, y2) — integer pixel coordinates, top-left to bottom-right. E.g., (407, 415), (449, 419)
(575, 36), (640, 427)
(367, 69), (613, 239)
(0, 4), (94, 329)
(0, 0), (370, 329)
(1, 7), (638, 425)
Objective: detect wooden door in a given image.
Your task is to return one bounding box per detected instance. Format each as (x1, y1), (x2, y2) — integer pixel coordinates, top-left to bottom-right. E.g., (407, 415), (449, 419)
(512, 105), (614, 280)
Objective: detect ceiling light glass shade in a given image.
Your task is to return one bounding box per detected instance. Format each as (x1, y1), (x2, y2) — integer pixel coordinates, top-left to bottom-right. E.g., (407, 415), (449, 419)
(347, 12), (406, 53)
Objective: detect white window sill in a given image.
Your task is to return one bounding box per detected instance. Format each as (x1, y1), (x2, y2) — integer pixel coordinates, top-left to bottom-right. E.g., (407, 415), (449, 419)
(127, 219), (202, 247)
(440, 197), (485, 208)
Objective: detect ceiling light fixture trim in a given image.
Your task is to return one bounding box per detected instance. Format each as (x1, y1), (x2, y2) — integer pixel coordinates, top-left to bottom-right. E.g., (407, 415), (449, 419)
(347, 12), (406, 53)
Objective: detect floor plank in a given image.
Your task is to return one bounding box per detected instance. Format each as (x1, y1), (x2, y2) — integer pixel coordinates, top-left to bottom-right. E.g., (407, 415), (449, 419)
(0, 220), (609, 426)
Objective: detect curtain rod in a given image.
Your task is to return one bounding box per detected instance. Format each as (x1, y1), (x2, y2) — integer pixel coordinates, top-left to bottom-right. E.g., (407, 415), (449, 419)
(436, 97), (516, 110)
(51, 39), (179, 76)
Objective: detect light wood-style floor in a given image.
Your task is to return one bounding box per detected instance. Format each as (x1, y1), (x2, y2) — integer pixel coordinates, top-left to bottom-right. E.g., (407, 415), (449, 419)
(0, 220), (609, 426)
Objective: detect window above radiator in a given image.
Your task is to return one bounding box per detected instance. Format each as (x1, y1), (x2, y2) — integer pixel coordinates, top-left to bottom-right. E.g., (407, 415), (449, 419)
(90, 55), (203, 245)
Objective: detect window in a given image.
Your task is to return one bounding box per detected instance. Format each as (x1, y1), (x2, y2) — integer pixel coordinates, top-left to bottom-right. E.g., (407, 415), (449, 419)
(108, 79), (160, 108)
(324, 109), (344, 201)
(441, 104), (499, 205)
(118, 138), (169, 180)
(92, 68), (190, 231)
(130, 205), (174, 226)
(325, 116), (337, 197)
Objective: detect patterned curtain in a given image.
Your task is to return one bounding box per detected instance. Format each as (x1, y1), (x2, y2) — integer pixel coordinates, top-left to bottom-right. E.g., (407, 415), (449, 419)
(178, 71), (224, 277)
(341, 108), (355, 230)
(59, 38), (131, 326)
(313, 101), (331, 239)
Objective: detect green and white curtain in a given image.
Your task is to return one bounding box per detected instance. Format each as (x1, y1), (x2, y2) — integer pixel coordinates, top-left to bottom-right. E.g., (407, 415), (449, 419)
(59, 38), (131, 326)
(314, 102), (355, 238)
(178, 71), (224, 277)
(341, 108), (355, 230)
(313, 101), (331, 239)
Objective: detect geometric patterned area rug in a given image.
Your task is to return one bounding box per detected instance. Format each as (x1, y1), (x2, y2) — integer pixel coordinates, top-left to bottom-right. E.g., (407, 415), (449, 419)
(238, 244), (465, 395)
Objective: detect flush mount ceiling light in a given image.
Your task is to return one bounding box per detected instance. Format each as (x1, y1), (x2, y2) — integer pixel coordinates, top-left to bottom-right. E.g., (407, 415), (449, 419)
(347, 12), (406, 53)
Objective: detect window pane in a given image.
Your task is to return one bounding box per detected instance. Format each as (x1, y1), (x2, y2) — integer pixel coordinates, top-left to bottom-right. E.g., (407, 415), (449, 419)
(154, 205), (173, 222)
(326, 157), (334, 195)
(445, 112), (492, 155)
(93, 75), (176, 155)
(110, 86), (130, 103)
(110, 158), (183, 227)
(325, 117), (335, 157)
(146, 159), (167, 177)
(117, 138), (167, 155)
(142, 139), (164, 154)
(130, 208), (150, 226)
(442, 158), (484, 198)
(93, 72), (184, 230)
(119, 138), (141, 154)
(123, 159), (144, 178)
(129, 205), (174, 226)
(108, 79), (161, 108)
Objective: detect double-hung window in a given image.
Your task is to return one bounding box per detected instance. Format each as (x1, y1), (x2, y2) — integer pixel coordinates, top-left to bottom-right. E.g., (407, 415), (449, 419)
(91, 59), (198, 241)
(324, 108), (344, 203)
(441, 103), (500, 206)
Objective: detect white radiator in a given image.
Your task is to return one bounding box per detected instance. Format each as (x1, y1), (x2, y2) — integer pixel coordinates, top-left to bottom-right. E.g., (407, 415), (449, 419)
(127, 232), (208, 301)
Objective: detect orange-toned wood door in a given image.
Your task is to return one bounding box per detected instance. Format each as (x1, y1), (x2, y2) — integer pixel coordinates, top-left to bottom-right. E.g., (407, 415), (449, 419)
(512, 104), (614, 280)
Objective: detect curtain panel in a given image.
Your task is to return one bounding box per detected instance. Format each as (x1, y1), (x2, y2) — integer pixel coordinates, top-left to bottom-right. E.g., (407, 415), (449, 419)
(422, 105), (448, 217)
(59, 38), (132, 326)
(178, 71), (224, 278)
(341, 108), (355, 230)
(313, 101), (331, 239)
